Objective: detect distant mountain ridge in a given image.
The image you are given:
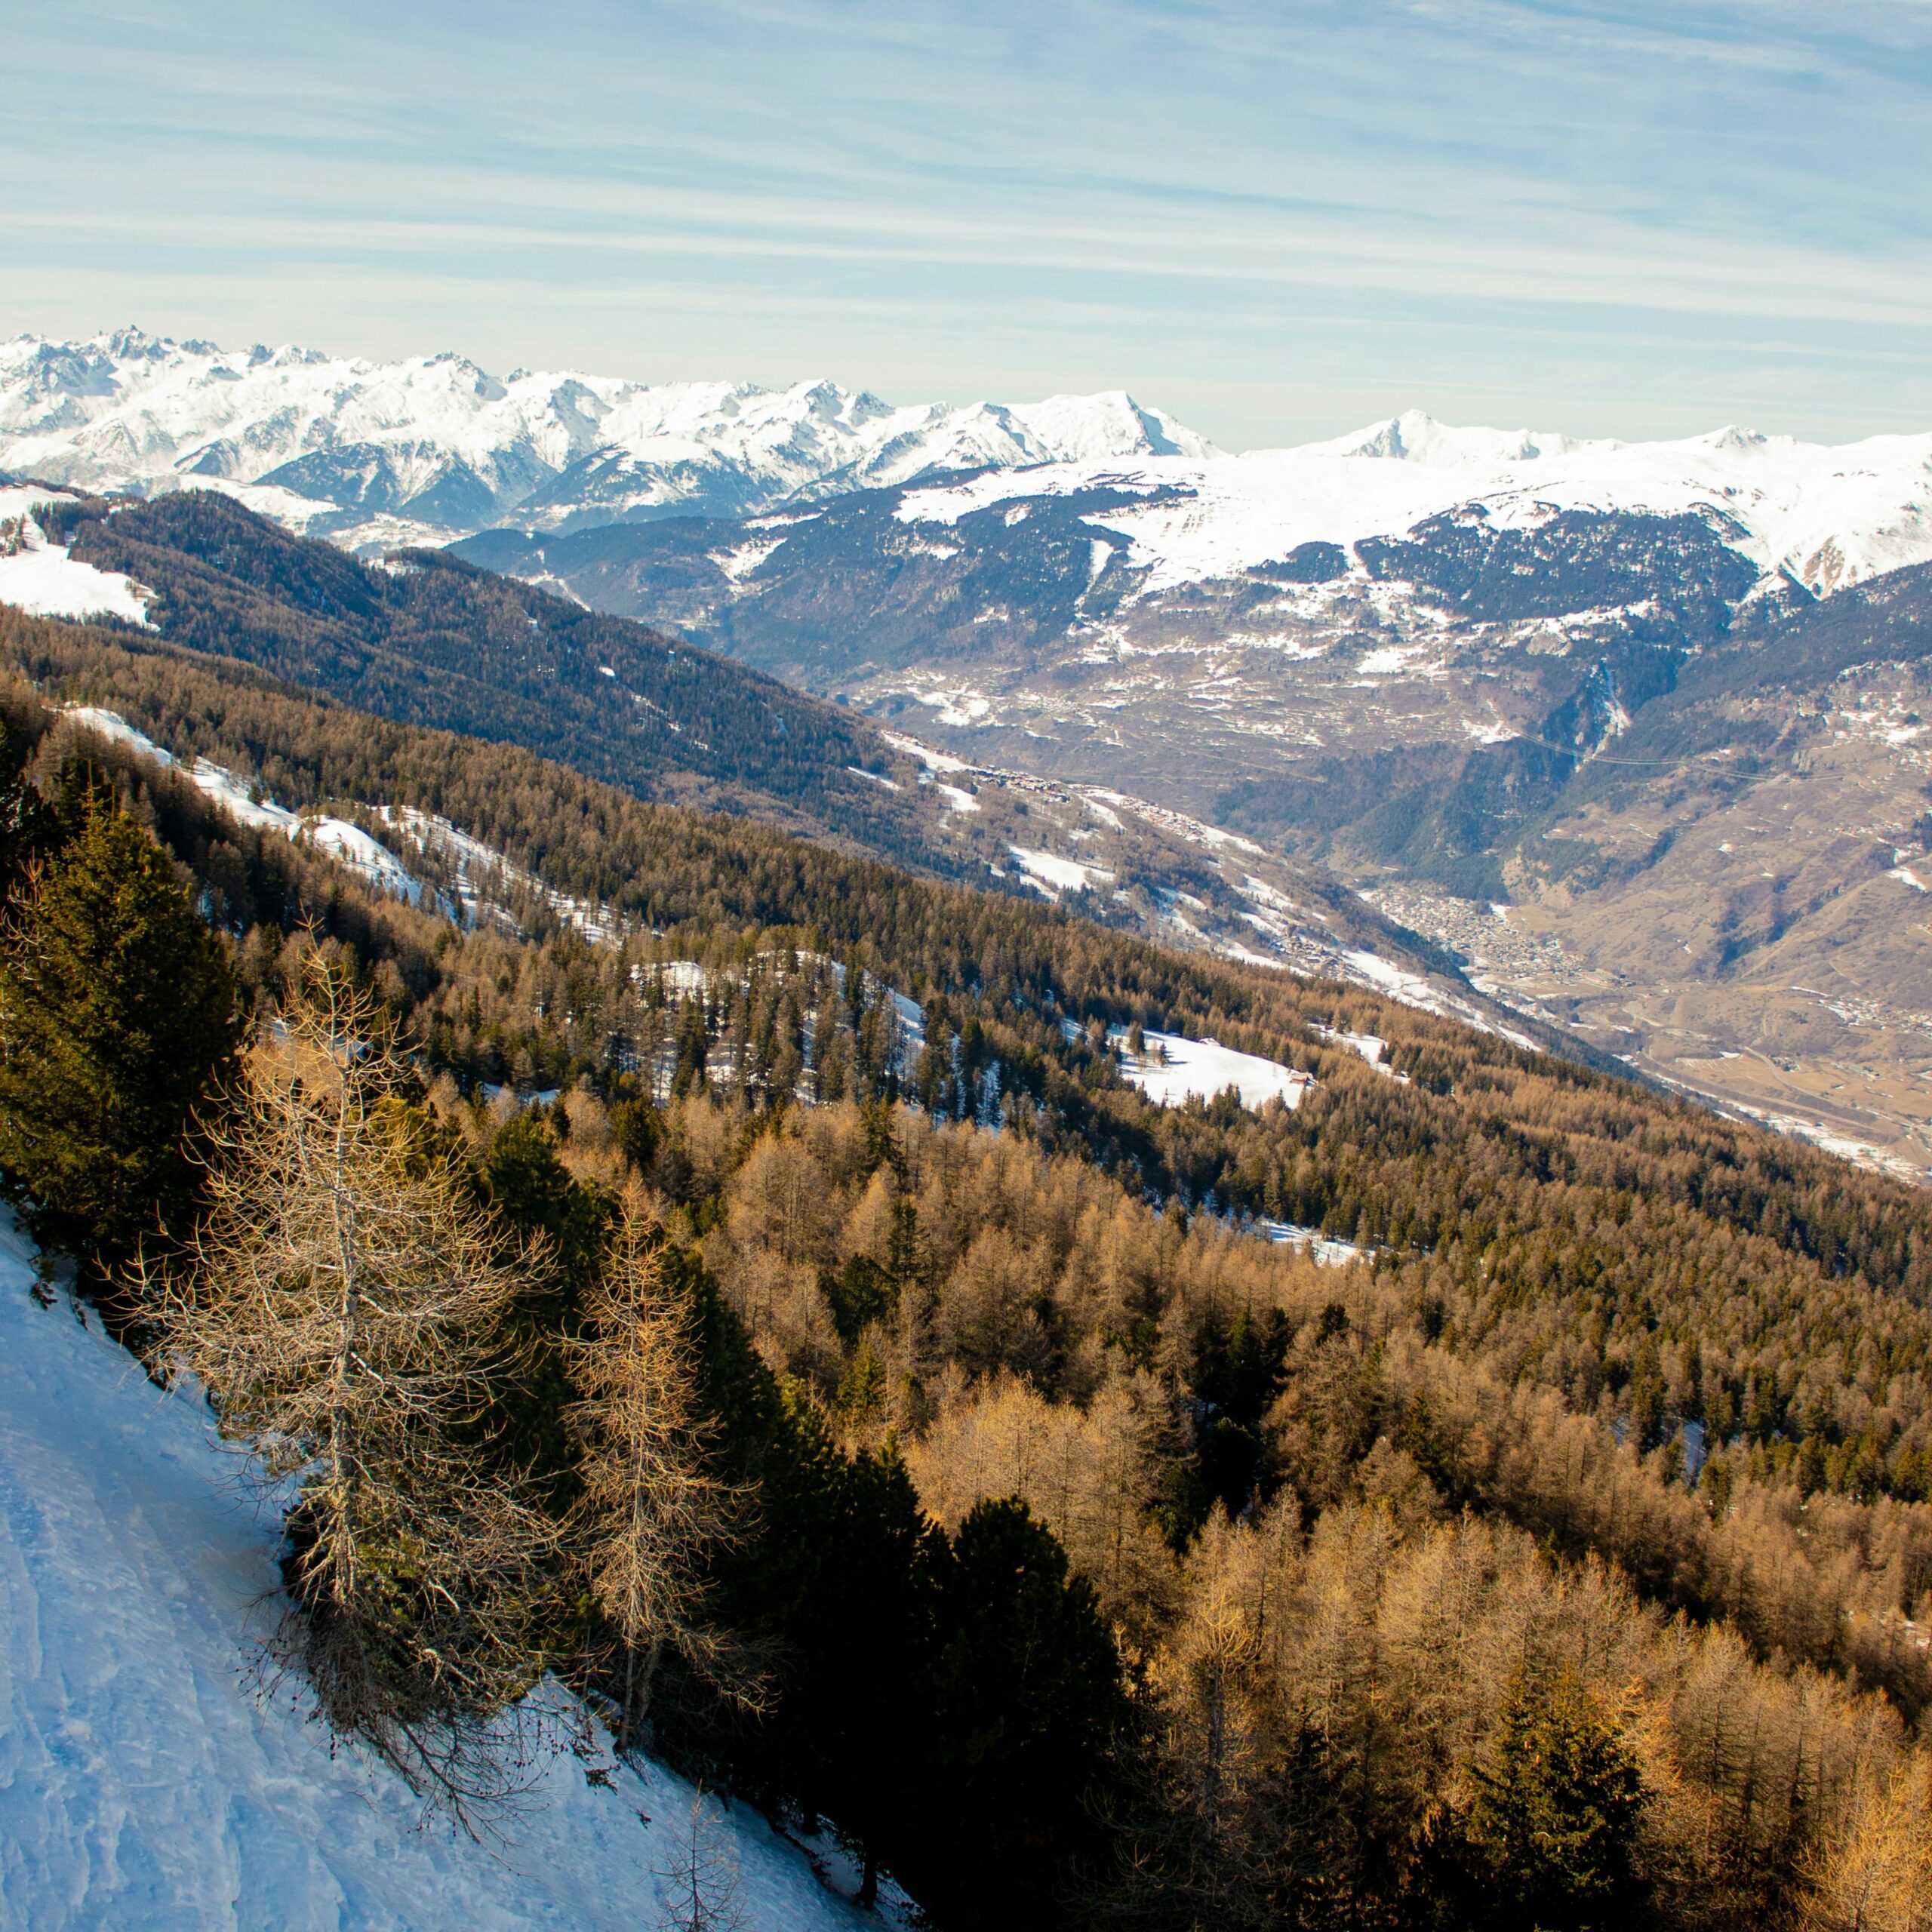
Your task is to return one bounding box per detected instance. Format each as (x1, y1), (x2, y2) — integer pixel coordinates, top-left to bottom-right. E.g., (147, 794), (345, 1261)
(11, 331), (1932, 602)
(0, 327), (1215, 552)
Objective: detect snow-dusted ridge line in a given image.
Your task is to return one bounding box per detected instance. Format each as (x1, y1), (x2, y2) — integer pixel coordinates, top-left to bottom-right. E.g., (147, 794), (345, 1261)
(0, 1208), (893, 1931)
(62, 706), (424, 903)
(0, 326), (1215, 551)
(55, 706), (624, 940)
(891, 405), (1932, 599)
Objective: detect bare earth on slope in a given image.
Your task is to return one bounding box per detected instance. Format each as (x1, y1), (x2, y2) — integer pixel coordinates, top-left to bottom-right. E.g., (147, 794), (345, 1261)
(1372, 670), (1932, 1181)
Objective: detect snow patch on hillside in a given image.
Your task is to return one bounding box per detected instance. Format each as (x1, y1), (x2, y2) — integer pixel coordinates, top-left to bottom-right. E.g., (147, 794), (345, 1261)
(1008, 846), (1114, 896)
(1116, 1029), (1311, 1112)
(0, 491), (150, 626)
(1262, 1221), (1365, 1266)
(0, 1210), (881, 1932)
(60, 708), (422, 905)
(50, 711), (632, 940)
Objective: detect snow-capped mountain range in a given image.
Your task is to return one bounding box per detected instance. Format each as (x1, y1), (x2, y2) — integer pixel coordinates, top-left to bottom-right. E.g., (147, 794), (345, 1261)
(0, 328), (1214, 552)
(892, 410), (1932, 600)
(6, 329), (1932, 600)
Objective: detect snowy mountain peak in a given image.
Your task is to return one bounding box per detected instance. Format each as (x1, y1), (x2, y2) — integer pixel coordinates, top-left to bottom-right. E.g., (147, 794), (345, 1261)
(1314, 408), (1607, 468)
(0, 329), (1219, 549)
(889, 411), (1932, 600)
(1011, 389), (1216, 463)
(11, 328), (1930, 601)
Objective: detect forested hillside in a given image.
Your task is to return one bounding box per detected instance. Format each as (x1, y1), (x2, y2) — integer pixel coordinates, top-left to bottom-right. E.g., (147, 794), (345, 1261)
(26, 489), (1489, 1017)
(6, 600), (1932, 1928)
(45, 488), (948, 866)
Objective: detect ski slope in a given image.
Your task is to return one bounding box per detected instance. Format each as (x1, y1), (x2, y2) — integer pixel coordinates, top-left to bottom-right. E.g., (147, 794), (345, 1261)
(0, 1211), (881, 1931)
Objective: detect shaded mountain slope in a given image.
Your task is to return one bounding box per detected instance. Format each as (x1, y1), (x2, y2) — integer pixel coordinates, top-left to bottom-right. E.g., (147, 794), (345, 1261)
(51, 489), (946, 867)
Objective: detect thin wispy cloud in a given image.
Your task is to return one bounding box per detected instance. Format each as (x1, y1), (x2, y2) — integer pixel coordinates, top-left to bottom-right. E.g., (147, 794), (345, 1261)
(5, 0), (1929, 443)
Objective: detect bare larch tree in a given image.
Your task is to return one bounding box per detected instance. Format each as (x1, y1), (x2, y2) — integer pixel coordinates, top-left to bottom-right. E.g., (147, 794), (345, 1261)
(155, 955), (558, 1818)
(570, 1205), (757, 1754)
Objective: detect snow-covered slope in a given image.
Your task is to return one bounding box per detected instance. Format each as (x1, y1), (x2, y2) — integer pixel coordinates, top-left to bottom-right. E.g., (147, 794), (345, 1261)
(0, 328), (1215, 551)
(60, 706), (423, 905)
(0, 485), (151, 624)
(0, 1210), (879, 1931)
(1114, 1029), (1312, 1112)
(894, 406), (1932, 597)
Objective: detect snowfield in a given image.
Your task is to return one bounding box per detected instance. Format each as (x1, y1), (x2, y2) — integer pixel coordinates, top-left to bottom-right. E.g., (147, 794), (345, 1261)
(0, 542), (150, 626)
(1116, 1029), (1311, 1112)
(1008, 845), (1114, 895)
(0, 488), (150, 626)
(1261, 1222), (1366, 1267)
(0, 1211), (882, 1932)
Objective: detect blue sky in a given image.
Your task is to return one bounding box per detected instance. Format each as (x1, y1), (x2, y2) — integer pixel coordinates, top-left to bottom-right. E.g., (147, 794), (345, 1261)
(6, 1), (1930, 446)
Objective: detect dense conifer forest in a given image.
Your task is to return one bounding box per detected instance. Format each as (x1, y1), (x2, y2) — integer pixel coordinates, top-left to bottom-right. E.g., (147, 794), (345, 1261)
(6, 597), (1932, 1928)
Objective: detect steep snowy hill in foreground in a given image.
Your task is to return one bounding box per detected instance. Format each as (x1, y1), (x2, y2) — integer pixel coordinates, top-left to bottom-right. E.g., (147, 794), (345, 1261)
(0, 1211), (880, 1932)
(0, 328), (1214, 551)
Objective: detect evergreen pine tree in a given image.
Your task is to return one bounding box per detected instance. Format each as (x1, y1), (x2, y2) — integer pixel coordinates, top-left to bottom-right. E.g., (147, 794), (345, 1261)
(1463, 1664), (1647, 1931)
(798, 1438), (942, 1909)
(920, 1498), (1127, 1928)
(0, 717), (58, 903)
(0, 796), (240, 1271)
(476, 1109), (612, 1500)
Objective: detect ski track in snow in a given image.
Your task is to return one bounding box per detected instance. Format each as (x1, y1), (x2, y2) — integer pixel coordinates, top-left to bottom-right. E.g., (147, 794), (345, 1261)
(0, 1209), (884, 1932)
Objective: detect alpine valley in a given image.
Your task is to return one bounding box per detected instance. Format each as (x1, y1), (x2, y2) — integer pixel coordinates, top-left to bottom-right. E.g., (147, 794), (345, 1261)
(7, 328), (1932, 1179)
